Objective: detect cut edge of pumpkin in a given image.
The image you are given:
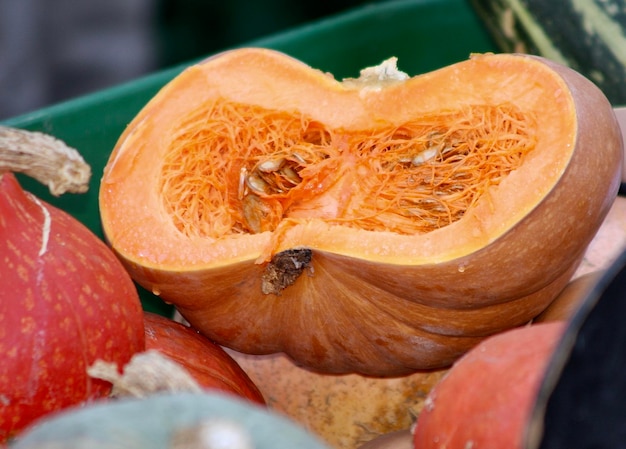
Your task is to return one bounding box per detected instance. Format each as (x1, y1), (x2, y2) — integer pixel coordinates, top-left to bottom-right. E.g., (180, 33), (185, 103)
(99, 49), (578, 270)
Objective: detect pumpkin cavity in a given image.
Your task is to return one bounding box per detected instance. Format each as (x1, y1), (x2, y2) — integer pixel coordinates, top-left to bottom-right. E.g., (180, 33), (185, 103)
(158, 99), (536, 240)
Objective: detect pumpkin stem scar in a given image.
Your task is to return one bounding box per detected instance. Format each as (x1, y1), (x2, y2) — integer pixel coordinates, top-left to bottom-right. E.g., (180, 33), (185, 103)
(261, 248), (313, 295)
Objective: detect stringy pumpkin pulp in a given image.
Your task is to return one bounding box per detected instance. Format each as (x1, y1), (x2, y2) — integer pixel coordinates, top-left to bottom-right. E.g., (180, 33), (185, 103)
(160, 100), (535, 240)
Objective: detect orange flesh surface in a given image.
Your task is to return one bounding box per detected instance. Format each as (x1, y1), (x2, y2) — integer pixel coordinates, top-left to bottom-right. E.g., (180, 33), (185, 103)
(100, 50), (575, 268)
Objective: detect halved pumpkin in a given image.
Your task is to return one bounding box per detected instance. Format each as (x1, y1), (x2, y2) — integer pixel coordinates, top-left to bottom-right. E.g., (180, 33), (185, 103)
(99, 48), (622, 375)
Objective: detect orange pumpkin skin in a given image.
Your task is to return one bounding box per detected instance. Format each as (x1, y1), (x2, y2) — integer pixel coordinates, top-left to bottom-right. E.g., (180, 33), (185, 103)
(1, 173), (145, 442)
(143, 312), (265, 405)
(412, 322), (566, 449)
(533, 271), (602, 323)
(99, 48), (622, 375)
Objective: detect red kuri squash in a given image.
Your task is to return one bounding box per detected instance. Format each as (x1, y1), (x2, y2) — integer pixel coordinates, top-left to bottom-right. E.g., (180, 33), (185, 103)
(412, 322), (566, 449)
(0, 127), (145, 442)
(143, 312), (265, 405)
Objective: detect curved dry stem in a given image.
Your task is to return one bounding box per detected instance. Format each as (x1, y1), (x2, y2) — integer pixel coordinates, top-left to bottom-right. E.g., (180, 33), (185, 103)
(87, 350), (203, 398)
(0, 125), (91, 196)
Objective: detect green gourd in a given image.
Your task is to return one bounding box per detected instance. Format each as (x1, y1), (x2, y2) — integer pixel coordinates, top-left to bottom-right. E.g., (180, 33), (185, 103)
(470, 0), (626, 105)
(9, 392), (331, 449)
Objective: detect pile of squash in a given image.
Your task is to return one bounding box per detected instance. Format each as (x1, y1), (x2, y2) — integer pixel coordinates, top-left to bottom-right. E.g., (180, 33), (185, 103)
(1, 46), (623, 449)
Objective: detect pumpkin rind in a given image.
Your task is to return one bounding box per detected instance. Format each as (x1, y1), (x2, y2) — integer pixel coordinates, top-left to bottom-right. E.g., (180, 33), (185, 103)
(0, 173), (145, 441)
(10, 392), (330, 449)
(412, 322), (566, 449)
(533, 271), (602, 323)
(143, 312), (265, 405)
(99, 48), (622, 375)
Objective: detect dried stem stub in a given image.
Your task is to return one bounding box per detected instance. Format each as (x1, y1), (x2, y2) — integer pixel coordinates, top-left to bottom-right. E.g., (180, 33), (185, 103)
(89, 351), (256, 449)
(0, 125), (91, 196)
(87, 350), (203, 398)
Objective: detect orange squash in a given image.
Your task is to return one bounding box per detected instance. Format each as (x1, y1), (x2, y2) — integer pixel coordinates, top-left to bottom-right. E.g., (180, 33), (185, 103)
(533, 271), (602, 323)
(1, 127), (145, 442)
(412, 322), (566, 449)
(143, 312), (265, 405)
(99, 48), (622, 375)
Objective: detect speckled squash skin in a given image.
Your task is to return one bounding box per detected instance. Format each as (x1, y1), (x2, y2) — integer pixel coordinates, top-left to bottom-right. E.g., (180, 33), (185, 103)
(357, 429), (413, 449)
(10, 392), (331, 449)
(412, 322), (566, 449)
(228, 349), (447, 449)
(144, 312), (265, 405)
(0, 173), (145, 442)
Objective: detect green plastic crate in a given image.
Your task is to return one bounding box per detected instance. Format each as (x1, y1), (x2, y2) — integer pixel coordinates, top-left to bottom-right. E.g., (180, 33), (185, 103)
(1, 0), (496, 313)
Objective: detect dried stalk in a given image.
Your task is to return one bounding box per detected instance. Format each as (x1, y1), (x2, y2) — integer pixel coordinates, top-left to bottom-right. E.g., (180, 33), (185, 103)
(0, 125), (91, 196)
(89, 350), (256, 449)
(88, 350), (203, 398)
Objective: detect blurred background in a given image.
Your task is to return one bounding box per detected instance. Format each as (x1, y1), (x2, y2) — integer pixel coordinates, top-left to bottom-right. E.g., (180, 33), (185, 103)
(0, 0), (385, 121)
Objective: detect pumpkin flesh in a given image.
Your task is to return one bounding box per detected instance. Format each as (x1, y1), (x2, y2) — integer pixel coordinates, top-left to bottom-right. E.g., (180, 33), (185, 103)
(102, 50), (579, 266)
(100, 49), (622, 375)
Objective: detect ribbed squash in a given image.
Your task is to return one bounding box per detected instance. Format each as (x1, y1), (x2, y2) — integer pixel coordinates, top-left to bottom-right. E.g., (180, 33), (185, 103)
(99, 48), (622, 375)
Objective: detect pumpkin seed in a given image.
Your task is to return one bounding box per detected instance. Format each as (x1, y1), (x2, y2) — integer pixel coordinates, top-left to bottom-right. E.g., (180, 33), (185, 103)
(245, 172), (272, 196)
(241, 194), (281, 233)
(257, 158), (285, 173)
(280, 164), (302, 186)
(411, 147), (439, 165)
